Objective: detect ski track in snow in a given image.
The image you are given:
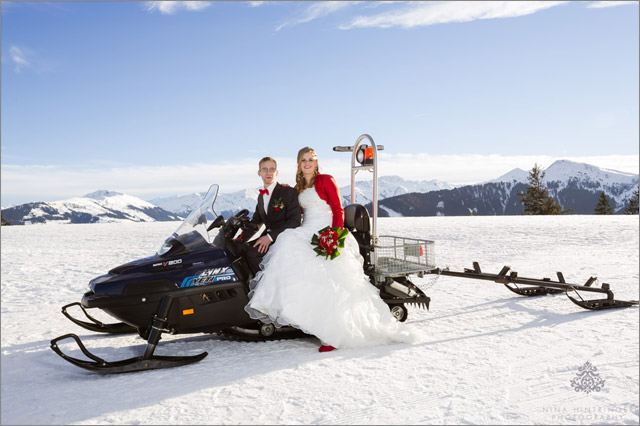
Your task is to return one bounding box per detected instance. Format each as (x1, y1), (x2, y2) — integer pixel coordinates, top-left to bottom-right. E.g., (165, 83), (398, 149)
(1, 216), (638, 425)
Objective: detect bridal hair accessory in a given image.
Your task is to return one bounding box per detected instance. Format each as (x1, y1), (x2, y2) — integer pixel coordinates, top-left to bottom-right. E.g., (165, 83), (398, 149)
(311, 226), (349, 260)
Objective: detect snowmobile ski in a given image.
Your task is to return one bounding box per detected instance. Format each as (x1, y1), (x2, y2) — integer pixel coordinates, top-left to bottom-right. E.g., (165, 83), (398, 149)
(51, 295), (208, 373)
(50, 333), (207, 374)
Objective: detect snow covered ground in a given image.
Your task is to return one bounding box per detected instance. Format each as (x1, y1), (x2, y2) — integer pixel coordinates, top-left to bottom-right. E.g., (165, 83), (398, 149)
(1, 216), (638, 425)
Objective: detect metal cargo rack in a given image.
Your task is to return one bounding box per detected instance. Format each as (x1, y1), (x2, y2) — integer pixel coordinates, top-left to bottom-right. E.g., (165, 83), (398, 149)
(373, 235), (436, 278)
(333, 134), (638, 313)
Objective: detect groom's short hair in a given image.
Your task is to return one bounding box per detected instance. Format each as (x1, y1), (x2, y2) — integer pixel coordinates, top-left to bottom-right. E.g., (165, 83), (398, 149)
(258, 157), (277, 170)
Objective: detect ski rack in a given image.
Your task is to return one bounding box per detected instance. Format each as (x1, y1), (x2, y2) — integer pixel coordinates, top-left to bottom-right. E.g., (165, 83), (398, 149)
(334, 134), (638, 311)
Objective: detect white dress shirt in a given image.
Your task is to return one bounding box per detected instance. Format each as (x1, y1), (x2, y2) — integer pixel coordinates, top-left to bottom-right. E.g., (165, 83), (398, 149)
(261, 182), (277, 215)
(262, 181), (277, 242)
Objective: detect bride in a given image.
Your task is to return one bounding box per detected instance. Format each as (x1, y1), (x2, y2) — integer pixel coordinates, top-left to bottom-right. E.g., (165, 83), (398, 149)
(245, 147), (414, 352)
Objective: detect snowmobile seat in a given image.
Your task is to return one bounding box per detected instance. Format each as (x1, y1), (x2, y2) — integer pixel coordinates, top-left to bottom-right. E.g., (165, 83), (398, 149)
(344, 203), (370, 231)
(344, 204), (372, 266)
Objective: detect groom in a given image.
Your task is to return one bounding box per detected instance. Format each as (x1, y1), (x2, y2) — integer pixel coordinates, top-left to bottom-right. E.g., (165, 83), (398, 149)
(244, 156), (301, 275)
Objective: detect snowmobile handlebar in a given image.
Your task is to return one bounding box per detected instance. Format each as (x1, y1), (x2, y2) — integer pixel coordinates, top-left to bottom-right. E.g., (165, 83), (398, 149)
(207, 215), (225, 232)
(221, 210), (258, 243)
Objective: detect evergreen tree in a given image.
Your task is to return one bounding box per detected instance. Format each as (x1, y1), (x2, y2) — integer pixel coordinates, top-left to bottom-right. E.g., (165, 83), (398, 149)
(624, 187), (639, 215)
(517, 163), (571, 215)
(1, 215), (10, 226)
(594, 191), (614, 215)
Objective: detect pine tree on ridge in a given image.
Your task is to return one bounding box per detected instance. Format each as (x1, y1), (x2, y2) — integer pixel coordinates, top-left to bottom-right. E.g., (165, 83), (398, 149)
(517, 163), (572, 215)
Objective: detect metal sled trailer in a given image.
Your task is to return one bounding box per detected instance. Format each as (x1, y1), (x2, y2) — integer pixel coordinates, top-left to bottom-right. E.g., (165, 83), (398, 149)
(333, 135), (638, 314)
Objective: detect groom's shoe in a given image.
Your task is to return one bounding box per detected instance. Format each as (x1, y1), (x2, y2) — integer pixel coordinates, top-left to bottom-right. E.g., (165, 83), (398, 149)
(319, 345), (335, 352)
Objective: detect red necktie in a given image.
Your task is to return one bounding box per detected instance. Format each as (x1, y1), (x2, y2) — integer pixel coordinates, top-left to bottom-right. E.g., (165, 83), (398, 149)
(259, 188), (269, 196)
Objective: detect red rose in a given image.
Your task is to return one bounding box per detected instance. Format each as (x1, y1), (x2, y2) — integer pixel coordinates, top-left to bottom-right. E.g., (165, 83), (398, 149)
(319, 230), (338, 251)
(311, 226), (350, 260)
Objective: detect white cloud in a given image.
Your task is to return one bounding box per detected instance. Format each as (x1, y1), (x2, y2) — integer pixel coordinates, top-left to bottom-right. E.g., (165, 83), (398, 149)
(340, 1), (569, 29)
(587, 1), (638, 8)
(9, 46), (30, 72)
(248, 1), (265, 7)
(145, 1), (210, 15)
(276, 1), (361, 31)
(1, 161), (261, 207)
(2, 154), (637, 207)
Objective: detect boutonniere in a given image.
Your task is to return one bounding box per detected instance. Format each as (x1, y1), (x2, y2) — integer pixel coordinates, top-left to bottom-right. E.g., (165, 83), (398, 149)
(272, 198), (284, 211)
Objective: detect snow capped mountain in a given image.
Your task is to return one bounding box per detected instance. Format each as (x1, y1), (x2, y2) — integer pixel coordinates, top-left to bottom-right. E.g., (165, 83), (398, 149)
(83, 189), (124, 200)
(215, 188), (260, 217)
(1, 191), (180, 225)
(151, 188), (260, 218)
(2, 161), (637, 225)
(149, 192), (208, 218)
(487, 168), (530, 184)
(544, 160), (638, 185)
(488, 160), (638, 189)
(149, 176), (453, 218)
(340, 175), (453, 206)
(379, 160), (639, 217)
(542, 160), (638, 208)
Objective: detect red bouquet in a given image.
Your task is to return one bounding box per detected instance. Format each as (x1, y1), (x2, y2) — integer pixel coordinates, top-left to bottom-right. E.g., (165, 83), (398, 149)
(311, 226), (349, 260)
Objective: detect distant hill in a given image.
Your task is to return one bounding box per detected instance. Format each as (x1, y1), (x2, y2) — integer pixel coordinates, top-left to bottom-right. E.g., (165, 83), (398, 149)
(339, 175), (453, 207)
(150, 188), (260, 219)
(151, 176), (454, 218)
(3, 161), (637, 225)
(1, 190), (180, 225)
(371, 160), (639, 217)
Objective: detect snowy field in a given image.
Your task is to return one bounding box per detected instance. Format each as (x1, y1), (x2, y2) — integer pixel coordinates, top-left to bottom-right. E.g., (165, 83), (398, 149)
(1, 216), (638, 425)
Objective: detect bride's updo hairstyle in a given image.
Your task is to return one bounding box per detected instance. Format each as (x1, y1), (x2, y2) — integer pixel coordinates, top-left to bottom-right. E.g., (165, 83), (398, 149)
(295, 147), (319, 194)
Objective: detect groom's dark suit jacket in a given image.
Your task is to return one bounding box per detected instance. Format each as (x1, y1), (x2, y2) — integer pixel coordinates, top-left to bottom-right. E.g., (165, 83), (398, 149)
(251, 183), (301, 242)
(245, 183), (301, 273)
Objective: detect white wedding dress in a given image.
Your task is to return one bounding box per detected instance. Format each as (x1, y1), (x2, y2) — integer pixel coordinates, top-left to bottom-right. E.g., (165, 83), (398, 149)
(245, 187), (414, 349)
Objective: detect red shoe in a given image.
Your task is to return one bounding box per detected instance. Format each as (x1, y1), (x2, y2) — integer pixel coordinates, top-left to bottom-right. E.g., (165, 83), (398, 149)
(319, 345), (335, 352)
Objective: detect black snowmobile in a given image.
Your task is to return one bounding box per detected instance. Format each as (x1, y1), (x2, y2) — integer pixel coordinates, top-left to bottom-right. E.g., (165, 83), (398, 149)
(51, 182), (430, 373)
(51, 134), (637, 374)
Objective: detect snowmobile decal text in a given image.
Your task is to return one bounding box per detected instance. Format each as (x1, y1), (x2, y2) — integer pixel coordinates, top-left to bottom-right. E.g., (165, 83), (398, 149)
(153, 259), (183, 268)
(180, 267), (237, 288)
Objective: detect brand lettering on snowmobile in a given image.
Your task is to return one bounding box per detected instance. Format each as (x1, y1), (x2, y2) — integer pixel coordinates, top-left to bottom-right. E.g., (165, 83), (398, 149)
(180, 268), (237, 288)
(153, 259), (183, 268)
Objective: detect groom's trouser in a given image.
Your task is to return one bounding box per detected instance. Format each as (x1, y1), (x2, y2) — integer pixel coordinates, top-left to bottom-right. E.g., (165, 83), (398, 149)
(244, 244), (265, 276)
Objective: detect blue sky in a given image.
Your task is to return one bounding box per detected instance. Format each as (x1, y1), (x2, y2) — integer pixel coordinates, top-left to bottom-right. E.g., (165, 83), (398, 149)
(1, 1), (638, 206)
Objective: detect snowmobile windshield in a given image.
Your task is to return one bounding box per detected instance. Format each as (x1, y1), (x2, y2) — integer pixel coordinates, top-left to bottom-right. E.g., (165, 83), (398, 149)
(157, 184), (221, 256)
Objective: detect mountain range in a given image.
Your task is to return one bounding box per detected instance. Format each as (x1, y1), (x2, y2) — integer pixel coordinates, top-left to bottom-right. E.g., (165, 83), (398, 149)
(0, 190), (181, 225)
(374, 160), (638, 217)
(147, 176), (453, 219)
(2, 160), (638, 225)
